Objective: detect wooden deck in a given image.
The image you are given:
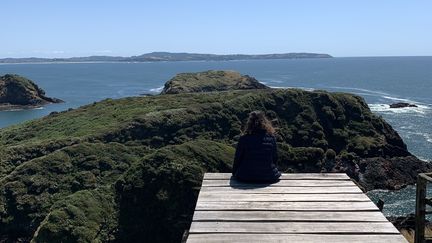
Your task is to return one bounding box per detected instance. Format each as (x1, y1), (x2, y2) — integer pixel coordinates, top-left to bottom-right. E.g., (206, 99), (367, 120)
(186, 173), (408, 243)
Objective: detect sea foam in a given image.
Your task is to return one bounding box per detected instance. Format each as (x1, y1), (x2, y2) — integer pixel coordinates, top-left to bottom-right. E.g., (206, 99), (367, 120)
(149, 86), (164, 93)
(369, 103), (430, 115)
(270, 86), (315, 91)
(4, 106), (45, 112)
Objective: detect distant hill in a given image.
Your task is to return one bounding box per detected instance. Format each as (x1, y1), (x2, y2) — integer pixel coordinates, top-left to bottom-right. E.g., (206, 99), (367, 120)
(0, 52), (332, 63)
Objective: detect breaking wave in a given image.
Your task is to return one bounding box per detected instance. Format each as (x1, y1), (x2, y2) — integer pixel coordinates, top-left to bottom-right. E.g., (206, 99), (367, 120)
(149, 86), (164, 93)
(369, 103), (430, 115)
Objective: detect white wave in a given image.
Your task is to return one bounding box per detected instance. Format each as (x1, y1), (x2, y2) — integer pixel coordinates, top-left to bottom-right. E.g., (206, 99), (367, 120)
(3, 106), (45, 112)
(381, 95), (418, 104)
(261, 79), (284, 84)
(271, 80), (284, 84)
(406, 131), (427, 136)
(149, 86), (164, 93)
(270, 86), (290, 89)
(404, 131), (432, 144)
(329, 86), (432, 107)
(329, 86), (391, 96)
(425, 134), (432, 144)
(417, 156), (430, 162)
(400, 125), (415, 129)
(4, 108), (24, 112)
(369, 103), (430, 114)
(270, 86), (315, 91)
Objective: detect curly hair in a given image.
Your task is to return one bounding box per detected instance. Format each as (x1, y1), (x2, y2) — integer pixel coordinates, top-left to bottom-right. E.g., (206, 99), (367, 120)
(243, 110), (275, 135)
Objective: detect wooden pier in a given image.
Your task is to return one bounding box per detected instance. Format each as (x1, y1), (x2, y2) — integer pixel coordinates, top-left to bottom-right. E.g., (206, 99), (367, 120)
(186, 173), (408, 243)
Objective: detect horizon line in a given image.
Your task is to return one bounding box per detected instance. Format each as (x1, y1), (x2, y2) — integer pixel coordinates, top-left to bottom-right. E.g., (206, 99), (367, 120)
(1, 51), (432, 60)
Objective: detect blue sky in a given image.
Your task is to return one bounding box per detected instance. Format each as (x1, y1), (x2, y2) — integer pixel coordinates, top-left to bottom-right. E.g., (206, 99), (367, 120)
(2, 0), (431, 57)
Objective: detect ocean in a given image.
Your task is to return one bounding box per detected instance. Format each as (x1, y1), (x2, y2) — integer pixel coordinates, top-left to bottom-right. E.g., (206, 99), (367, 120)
(1, 56), (431, 217)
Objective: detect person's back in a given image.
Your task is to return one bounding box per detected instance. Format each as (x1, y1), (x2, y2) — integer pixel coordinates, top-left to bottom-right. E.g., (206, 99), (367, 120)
(232, 111), (281, 183)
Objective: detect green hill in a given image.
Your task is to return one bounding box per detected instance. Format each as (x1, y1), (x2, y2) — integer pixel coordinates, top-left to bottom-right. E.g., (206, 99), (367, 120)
(0, 74), (429, 242)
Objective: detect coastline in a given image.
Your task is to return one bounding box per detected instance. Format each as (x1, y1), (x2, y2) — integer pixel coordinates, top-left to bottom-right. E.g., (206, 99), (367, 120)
(0, 58), (330, 65)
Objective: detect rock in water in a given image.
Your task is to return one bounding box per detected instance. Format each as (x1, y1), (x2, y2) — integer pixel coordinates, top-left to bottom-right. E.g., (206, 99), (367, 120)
(0, 74), (63, 110)
(389, 102), (418, 108)
(160, 70), (269, 94)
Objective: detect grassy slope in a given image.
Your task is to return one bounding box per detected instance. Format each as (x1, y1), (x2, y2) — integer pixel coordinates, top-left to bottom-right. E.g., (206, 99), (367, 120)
(0, 88), (425, 242)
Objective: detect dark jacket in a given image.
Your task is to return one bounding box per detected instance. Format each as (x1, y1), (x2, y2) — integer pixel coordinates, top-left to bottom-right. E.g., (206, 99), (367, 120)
(232, 131), (281, 182)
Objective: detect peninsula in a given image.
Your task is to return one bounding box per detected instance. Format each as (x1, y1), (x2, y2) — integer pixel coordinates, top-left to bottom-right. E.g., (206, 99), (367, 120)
(0, 52), (332, 64)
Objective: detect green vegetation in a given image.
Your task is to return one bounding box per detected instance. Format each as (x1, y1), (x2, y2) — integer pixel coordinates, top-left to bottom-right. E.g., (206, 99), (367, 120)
(33, 188), (117, 243)
(0, 86), (429, 242)
(160, 70), (268, 94)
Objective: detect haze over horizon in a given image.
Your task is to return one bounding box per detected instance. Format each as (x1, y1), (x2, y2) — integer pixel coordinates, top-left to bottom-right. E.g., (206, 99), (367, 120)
(2, 0), (432, 58)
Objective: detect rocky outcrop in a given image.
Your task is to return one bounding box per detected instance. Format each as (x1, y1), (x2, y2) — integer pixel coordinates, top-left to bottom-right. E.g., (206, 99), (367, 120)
(390, 102), (418, 108)
(160, 70), (269, 94)
(355, 156), (429, 190)
(0, 74), (63, 110)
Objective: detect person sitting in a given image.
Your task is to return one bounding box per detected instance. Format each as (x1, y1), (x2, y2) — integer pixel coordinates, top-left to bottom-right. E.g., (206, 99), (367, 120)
(232, 111), (281, 183)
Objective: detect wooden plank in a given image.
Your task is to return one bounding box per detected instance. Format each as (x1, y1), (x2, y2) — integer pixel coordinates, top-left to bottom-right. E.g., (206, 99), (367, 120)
(195, 201), (380, 211)
(200, 186), (363, 194)
(192, 210), (388, 222)
(186, 234), (408, 243)
(188, 173), (408, 243)
(204, 173), (350, 180)
(189, 221), (400, 234)
(197, 192), (371, 202)
(201, 179), (356, 187)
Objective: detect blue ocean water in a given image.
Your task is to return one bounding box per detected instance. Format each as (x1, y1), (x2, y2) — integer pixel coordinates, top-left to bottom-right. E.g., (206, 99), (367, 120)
(1, 57), (431, 216)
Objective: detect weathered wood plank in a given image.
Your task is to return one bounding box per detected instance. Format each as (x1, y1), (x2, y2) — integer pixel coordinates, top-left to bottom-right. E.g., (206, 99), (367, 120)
(195, 201), (380, 211)
(186, 234), (408, 243)
(197, 192), (371, 202)
(204, 173), (350, 180)
(201, 179), (356, 187)
(189, 221), (400, 234)
(200, 186), (363, 194)
(187, 173), (407, 243)
(192, 210), (388, 222)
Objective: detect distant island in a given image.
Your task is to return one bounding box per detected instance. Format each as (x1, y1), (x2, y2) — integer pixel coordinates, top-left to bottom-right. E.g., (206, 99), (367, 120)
(161, 70), (269, 94)
(0, 74), (63, 110)
(0, 52), (332, 64)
